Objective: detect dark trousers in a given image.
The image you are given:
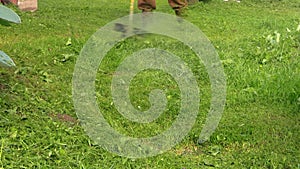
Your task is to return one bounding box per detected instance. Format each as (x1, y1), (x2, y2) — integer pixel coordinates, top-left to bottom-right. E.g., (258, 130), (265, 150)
(138, 0), (187, 12)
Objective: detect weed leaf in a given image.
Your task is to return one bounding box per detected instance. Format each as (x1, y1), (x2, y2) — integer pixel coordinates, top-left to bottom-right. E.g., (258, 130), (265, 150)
(0, 50), (16, 67)
(0, 5), (21, 23)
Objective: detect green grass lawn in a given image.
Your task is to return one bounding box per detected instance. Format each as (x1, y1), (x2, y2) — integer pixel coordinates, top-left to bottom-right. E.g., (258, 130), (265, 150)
(0, 0), (299, 168)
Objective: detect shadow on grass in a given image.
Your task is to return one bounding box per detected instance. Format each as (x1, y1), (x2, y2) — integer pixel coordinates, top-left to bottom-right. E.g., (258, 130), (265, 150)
(0, 70), (14, 90)
(199, 0), (212, 3)
(189, 0), (211, 5)
(0, 19), (12, 26)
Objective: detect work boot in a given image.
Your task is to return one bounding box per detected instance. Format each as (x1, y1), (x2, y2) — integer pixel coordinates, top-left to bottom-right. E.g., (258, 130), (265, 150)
(174, 7), (187, 17)
(142, 8), (153, 13)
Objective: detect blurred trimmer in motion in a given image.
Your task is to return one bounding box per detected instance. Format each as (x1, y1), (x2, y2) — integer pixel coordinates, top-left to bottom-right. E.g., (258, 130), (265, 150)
(115, 0), (138, 37)
(129, 0), (134, 24)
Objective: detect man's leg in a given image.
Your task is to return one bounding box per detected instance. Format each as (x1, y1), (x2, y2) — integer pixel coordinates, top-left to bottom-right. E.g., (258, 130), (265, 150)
(168, 0), (188, 16)
(138, 0), (156, 12)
